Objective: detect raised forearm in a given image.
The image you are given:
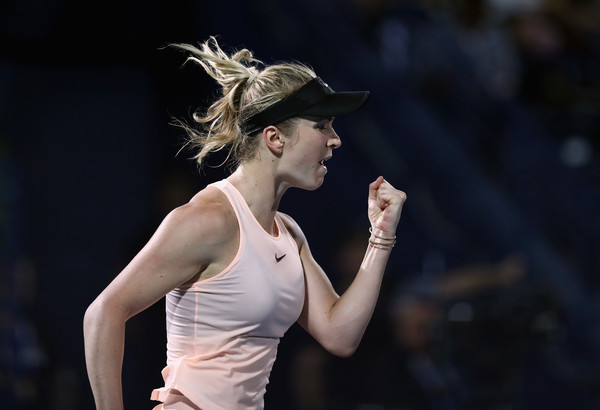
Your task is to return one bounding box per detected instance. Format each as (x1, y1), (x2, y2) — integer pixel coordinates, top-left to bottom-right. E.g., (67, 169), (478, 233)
(83, 302), (127, 410)
(327, 175), (403, 355)
(327, 244), (391, 356)
(302, 177), (405, 357)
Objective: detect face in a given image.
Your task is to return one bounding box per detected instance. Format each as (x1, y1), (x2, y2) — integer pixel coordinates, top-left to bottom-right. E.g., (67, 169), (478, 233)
(279, 116), (342, 190)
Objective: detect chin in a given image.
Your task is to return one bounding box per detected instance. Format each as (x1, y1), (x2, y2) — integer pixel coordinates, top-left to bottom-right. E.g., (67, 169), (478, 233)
(296, 178), (324, 191)
(307, 177), (325, 191)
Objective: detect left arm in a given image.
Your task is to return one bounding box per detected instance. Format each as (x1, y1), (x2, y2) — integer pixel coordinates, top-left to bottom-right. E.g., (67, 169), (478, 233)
(292, 176), (406, 357)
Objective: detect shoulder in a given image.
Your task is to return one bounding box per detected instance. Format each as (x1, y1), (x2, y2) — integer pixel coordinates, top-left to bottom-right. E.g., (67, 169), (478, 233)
(161, 185), (237, 248)
(278, 212), (308, 250)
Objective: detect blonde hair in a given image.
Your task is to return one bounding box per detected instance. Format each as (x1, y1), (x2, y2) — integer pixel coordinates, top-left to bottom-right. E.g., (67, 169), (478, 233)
(170, 36), (316, 167)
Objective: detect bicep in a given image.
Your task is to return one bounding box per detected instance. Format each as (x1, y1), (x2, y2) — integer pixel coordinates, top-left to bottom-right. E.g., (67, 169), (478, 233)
(296, 236), (341, 337)
(93, 208), (214, 320)
(280, 213), (340, 338)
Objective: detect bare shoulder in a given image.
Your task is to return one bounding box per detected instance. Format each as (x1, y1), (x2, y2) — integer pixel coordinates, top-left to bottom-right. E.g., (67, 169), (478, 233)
(88, 185), (238, 314)
(166, 185), (236, 246)
(278, 212), (308, 250)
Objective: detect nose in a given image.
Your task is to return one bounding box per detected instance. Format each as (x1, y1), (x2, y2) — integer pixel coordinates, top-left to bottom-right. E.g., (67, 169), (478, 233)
(328, 129), (342, 149)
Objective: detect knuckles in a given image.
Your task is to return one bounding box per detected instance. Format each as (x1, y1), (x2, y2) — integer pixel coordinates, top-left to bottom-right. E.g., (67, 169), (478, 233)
(371, 178), (407, 205)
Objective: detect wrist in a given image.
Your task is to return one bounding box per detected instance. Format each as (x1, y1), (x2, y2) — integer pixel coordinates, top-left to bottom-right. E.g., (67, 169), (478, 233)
(368, 227), (396, 250)
(369, 227), (396, 240)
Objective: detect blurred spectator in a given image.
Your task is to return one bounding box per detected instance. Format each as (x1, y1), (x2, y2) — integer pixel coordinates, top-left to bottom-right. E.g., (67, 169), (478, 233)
(359, 253), (526, 409)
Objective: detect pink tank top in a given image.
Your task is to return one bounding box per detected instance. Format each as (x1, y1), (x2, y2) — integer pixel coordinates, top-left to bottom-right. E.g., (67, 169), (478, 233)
(151, 179), (305, 409)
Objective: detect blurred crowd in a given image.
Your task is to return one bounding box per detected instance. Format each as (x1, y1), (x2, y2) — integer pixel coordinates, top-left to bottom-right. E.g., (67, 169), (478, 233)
(2, 0), (600, 409)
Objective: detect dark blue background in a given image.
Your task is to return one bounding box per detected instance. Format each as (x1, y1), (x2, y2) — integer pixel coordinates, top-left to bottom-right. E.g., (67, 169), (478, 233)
(2, 0), (600, 409)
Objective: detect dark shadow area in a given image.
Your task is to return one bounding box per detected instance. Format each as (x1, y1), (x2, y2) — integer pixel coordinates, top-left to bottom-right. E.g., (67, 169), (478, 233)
(2, 0), (599, 408)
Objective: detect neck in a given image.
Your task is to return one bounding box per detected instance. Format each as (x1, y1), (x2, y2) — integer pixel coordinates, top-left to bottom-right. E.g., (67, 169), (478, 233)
(227, 163), (289, 234)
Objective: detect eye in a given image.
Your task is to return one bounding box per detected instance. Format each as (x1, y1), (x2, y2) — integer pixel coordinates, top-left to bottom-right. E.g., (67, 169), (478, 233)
(315, 118), (334, 130)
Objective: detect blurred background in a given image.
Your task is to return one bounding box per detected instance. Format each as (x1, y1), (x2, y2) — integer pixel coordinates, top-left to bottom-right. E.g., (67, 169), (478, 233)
(2, 0), (600, 409)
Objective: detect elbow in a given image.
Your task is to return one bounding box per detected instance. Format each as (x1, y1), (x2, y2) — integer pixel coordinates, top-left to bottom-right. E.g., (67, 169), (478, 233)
(322, 339), (359, 358)
(83, 299), (104, 338)
(331, 346), (357, 358)
(83, 296), (125, 338)
(311, 324), (364, 358)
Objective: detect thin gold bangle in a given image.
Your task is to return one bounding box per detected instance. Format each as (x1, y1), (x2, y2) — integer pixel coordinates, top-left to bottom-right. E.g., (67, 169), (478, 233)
(369, 238), (396, 246)
(369, 227), (396, 241)
(369, 241), (395, 250)
(369, 238), (395, 247)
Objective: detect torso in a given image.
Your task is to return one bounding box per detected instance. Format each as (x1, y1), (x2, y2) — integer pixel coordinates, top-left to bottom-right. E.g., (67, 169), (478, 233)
(185, 180), (302, 283)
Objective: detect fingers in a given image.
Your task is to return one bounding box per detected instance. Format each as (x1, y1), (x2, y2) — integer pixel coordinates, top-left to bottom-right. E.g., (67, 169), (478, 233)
(371, 177), (406, 206)
(367, 177), (406, 234)
(368, 176), (385, 200)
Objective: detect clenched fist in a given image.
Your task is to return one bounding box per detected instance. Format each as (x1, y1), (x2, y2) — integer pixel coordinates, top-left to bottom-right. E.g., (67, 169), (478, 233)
(367, 176), (406, 238)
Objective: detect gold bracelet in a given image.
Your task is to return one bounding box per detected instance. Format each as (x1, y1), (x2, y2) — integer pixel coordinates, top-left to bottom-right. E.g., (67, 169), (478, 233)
(369, 227), (396, 241)
(369, 239), (395, 250)
(369, 237), (396, 246)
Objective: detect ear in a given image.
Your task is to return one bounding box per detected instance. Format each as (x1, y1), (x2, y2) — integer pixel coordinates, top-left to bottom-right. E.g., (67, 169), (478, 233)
(262, 125), (284, 155)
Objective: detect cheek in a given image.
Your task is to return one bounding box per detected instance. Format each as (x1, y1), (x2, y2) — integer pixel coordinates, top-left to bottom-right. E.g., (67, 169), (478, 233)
(299, 153), (316, 165)
(299, 156), (320, 172)
(289, 146), (318, 167)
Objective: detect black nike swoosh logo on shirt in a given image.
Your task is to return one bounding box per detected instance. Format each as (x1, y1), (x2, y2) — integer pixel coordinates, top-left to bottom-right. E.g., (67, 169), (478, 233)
(275, 253), (286, 263)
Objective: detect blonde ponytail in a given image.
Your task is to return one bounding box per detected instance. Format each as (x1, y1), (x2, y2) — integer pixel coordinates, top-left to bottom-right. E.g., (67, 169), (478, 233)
(169, 36), (316, 167)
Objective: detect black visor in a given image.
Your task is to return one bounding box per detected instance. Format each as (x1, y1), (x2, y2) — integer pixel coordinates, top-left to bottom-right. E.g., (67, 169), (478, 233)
(239, 77), (370, 135)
